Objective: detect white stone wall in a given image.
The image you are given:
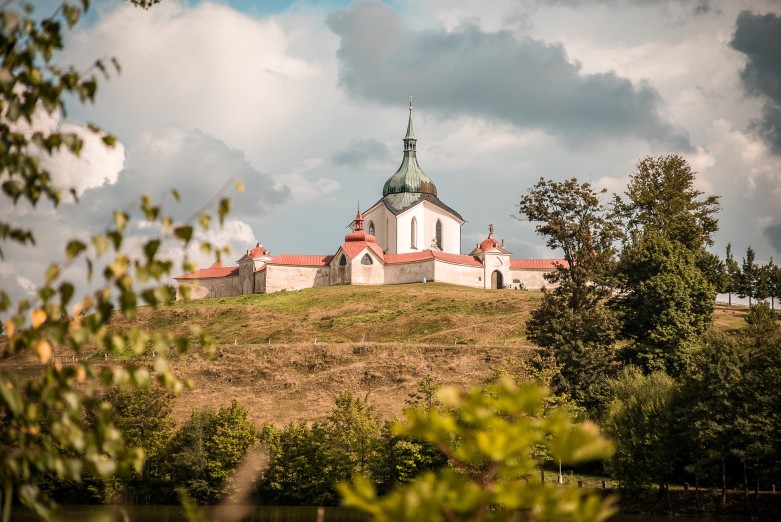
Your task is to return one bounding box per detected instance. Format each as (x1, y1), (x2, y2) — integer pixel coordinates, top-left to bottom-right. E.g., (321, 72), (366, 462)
(509, 269), (552, 290)
(238, 260), (254, 295)
(434, 260), (483, 287)
(351, 250), (385, 285)
(423, 202), (461, 254)
(394, 204), (426, 254)
(363, 205), (396, 253)
(265, 265), (331, 293)
(384, 259), (435, 285)
(176, 276), (240, 300)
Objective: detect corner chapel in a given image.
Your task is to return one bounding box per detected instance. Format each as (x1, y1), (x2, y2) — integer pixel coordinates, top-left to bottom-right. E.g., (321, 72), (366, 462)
(175, 101), (562, 300)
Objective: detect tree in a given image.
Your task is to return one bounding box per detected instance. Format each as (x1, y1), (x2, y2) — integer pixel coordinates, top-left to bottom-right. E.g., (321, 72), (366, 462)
(519, 178), (621, 310)
(725, 243), (741, 306)
(602, 368), (679, 492)
(340, 378), (615, 522)
(206, 400), (260, 500)
(738, 246), (759, 306)
(325, 392), (382, 479)
(678, 332), (748, 507)
(519, 178), (621, 413)
(613, 155), (719, 376)
(98, 386), (175, 503)
(614, 155), (720, 253)
(162, 401), (259, 504)
(258, 422), (333, 505)
(617, 233), (714, 376)
(0, 1), (237, 518)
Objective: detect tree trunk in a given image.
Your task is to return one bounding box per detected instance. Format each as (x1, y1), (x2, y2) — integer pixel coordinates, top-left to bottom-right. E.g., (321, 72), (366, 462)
(729, 293), (732, 306)
(743, 460), (750, 512)
(722, 459), (727, 508)
(540, 464), (545, 484)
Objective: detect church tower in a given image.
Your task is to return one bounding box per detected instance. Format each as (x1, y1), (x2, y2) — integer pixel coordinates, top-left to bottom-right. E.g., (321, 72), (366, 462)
(363, 98), (464, 255)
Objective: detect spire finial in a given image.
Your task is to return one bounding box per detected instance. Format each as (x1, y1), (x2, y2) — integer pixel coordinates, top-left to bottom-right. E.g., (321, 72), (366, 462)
(409, 95), (413, 111)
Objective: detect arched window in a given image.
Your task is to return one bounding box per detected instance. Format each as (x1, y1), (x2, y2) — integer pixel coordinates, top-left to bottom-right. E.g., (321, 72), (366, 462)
(339, 254), (347, 266)
(410, 217), (417, 249)
(368, 221), (375, 236)
(435, 220), (443, 250)
(361, 253), (373, 265)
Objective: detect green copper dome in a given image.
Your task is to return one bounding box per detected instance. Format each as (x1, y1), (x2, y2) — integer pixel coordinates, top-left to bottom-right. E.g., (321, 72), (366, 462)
(382, 103), (438, 197)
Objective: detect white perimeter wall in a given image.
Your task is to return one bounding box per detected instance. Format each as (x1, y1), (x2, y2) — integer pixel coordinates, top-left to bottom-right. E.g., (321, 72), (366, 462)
(385, 260), (435, 285)
(265, 265), (330, 293)
(176, 276), (240, 300)
(434, 260), (483, 288)
(510, 269), (552, 290)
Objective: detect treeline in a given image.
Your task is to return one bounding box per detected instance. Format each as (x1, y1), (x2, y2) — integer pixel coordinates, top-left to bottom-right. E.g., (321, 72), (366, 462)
(518, 154), (781, 510)
(41, 384), (446, 506)
(722, 244), (781, 307)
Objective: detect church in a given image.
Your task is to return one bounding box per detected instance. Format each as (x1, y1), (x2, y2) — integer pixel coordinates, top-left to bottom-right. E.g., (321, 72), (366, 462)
(175, 102), (562, 300)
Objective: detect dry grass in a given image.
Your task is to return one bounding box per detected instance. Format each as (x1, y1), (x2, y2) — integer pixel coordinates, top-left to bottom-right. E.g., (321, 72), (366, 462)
(0, 284), (773, 426)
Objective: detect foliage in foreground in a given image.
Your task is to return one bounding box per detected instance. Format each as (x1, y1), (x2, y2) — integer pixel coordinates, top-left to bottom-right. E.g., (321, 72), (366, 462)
(340, 378), (615, 522)
(0, 1), (237, 518)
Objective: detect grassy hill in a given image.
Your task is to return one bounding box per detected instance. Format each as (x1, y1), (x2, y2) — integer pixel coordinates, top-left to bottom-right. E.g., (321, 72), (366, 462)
(0, 283), (757, 426)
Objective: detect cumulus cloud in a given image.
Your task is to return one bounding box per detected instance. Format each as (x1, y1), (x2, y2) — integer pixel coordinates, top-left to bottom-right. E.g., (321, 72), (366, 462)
(1, 126), (290, 304)
(327, 1), (689, 149)
(730, 10), (781, 154)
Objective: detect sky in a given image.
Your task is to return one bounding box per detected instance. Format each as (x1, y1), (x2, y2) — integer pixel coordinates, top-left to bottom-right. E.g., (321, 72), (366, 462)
(3, 0), (781, 301)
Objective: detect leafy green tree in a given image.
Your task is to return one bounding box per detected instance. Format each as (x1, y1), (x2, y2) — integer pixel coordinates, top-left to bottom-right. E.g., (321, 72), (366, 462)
(405, 374), (442, 412)
(617, 233), (714, 376)
(340, 378), (615, 522)
(519, 178), (621, 413)
(161, 401), (258, 504)
(325, 392), (382, 479)
(697, 250), (728, 295)
(738, 246), (759, 305)
(602, 368), (679, 492)
(725, 243), (741, 305)
(614, 155), (720, 253)
(98, 386), (175, 503)
(163, 410), (217, 503)
(613, 155), (719, 376)
(206, 400), (260, 499)
(679, 332), (748, 507)
(258, 422), (333, 505)
(0, 1), (238, 518)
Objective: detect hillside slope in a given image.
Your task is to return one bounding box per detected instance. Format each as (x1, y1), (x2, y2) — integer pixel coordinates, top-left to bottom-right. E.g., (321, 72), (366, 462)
(1, 284), (755, 425)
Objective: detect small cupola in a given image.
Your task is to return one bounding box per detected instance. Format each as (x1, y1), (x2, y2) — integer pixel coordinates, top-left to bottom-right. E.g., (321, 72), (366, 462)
(344, 208), (377, 243)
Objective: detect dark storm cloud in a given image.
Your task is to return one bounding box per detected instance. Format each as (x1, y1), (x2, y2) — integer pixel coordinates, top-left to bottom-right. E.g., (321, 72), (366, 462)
(327, 1), (690, 148)
(730, 10), (781, 154)
(544, 0), (714, 14)
(331, 139), (390, 167)
(764, 224), (781, 255)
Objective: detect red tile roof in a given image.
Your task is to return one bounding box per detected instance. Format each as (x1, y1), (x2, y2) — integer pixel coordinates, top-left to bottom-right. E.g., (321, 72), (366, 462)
(384, 251), (433, 264)
(267, 254), (334, 266)
(510, 259), (566, 270)
(432, 251), (483, 266)
(384, 251), (483, 267)
(175, 261), (239, 280)
(339, 241), (385, 261)
(249, 245), (267, 258)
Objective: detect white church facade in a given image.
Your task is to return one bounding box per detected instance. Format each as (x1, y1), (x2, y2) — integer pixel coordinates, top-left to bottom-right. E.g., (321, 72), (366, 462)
(175, 103), (563, 300)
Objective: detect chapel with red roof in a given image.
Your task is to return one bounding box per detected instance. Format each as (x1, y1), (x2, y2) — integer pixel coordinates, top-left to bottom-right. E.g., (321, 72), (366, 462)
(175, 101), (562, 299)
